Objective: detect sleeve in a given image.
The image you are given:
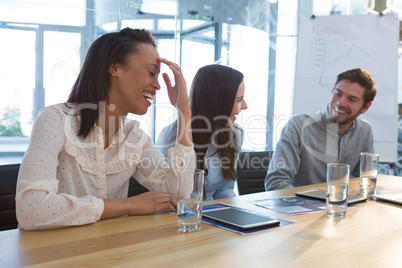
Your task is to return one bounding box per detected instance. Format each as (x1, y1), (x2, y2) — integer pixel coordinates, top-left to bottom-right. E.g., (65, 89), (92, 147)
(213, 187), (236, 199)
(155, 122), (177, 159)
(351, 122), (375, 178)
(398, 118), (402, 144)
(133, 131), (196, 199)
(204, 152), (227, 200)
(366, 124), (375, 153)
(15, 107), (104, 230)
(265, 118), (302, 191)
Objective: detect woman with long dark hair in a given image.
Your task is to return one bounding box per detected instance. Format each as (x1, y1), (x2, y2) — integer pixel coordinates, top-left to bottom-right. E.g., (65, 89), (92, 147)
(157, 64), (247, 200)
(16, 28), (195, 230)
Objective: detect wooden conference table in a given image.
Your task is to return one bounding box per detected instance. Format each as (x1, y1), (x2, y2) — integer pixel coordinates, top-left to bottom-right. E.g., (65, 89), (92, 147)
(1, 174), (402, 267)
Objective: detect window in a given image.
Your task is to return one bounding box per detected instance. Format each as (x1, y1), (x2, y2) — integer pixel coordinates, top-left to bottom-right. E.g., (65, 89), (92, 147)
(0, 1), (84, 164)
(0, 28), (35, 137)
(44, 31), (81, 106)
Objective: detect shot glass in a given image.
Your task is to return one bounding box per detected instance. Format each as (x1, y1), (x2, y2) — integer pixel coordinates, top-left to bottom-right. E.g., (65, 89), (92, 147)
(359, 152), (379, 197)
(177, 169), (204, 232)
(326, 163), (350, 217)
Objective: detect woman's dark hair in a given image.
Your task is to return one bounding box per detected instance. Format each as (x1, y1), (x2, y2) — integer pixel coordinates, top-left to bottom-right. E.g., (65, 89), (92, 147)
(67, 28), (156, 138)
(189, 64), (244, 180)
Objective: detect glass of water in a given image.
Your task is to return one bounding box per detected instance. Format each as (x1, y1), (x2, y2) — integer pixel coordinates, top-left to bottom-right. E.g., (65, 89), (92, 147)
(326, 163), (350, 217)
(177, 169), (204, 232)
(359, 152), (379, 197)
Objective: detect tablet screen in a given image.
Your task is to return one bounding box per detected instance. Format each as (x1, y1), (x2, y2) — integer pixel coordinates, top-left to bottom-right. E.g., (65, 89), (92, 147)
(202, 207), (280, 230)
(295, 189), (367, 204)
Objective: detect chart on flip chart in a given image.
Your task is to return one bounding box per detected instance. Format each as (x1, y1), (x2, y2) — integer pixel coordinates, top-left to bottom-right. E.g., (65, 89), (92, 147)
(293, 13), (399, 163)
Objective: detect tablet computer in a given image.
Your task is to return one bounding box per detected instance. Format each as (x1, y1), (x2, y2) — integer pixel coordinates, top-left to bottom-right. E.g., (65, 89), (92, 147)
(372, 186), (402, 205)
(373, 193), (402, 205)
(295, 189), (367, 204)
(202, 207), (280, 230)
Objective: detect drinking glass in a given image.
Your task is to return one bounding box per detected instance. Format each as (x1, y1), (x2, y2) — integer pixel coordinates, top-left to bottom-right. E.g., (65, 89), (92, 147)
(359, 152), (379, 197)
(177, 169), (204, 232)
(326, 163), (350, 217)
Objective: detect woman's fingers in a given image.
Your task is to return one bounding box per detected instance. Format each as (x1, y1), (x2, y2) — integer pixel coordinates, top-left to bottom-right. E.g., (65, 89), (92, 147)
(163, 72), (178, 105)
(159, 57), (180, 68)
(159, 58), (183, 80)
(126, 191), (177, 215)
(162, 73), (172, 88)
(159, 58), (187, 107)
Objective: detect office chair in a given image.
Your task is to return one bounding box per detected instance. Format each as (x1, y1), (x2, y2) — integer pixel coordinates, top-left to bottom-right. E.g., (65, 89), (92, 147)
(127, 176), (149, 197)
(0, 163), (20, 231)
(236, 151), (273, 195)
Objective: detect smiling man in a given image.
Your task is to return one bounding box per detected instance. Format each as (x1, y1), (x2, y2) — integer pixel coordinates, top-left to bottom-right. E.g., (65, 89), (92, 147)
(265, 68), (377, 191)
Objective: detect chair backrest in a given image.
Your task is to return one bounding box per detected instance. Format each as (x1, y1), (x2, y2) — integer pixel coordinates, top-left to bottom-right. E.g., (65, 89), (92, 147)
(127, 176), (149, 197)
(0, 163), (20, 231)
(236, 151), (273, 195)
